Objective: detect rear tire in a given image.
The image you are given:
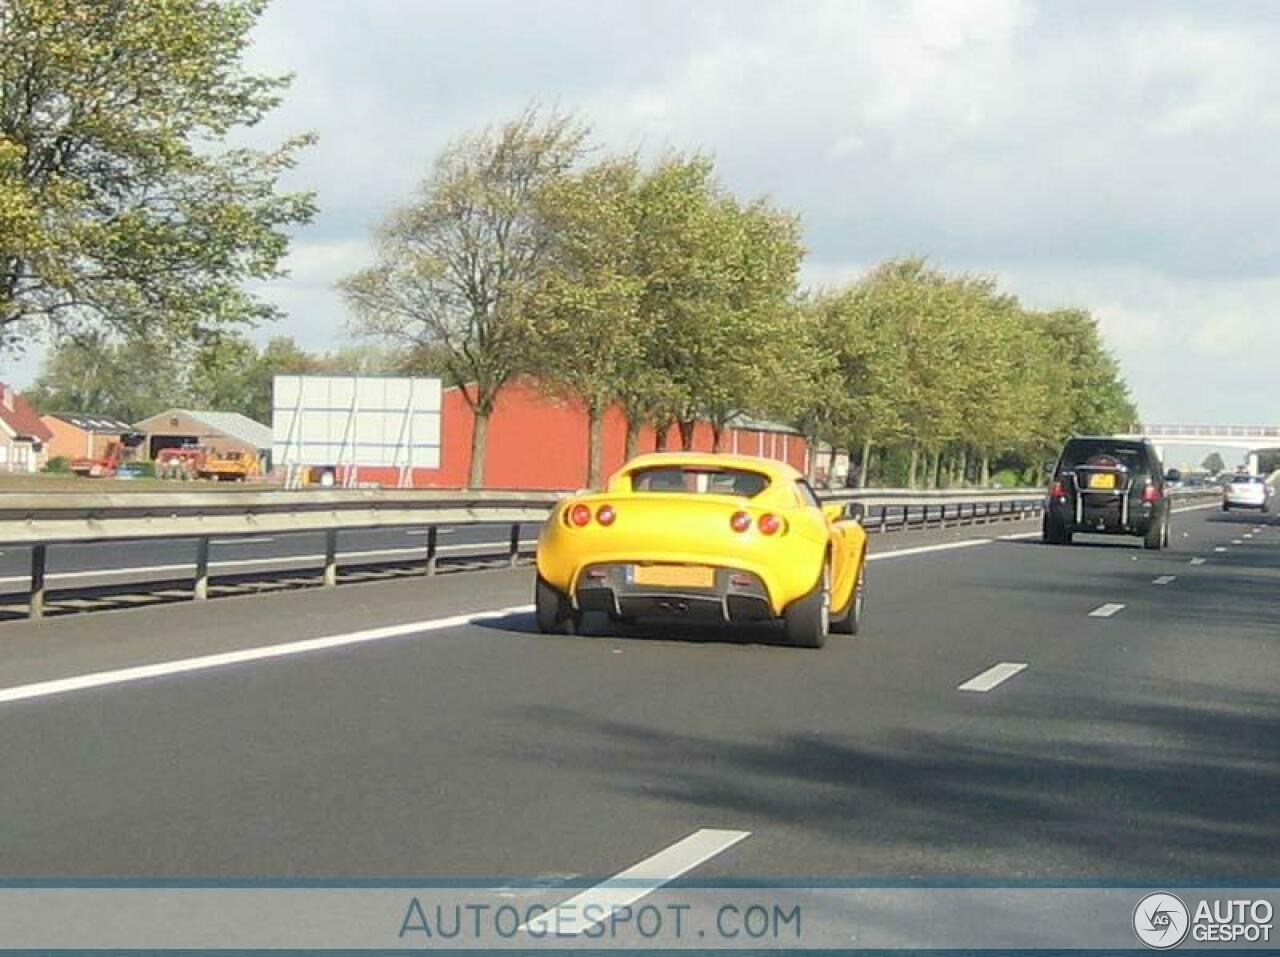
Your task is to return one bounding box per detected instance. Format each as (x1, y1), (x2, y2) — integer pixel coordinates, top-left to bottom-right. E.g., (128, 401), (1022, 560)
(535, 576), (579, 635)
(1143, 518), (1166, 550)
(830, 564), (864, 636)
(1042, 515), (1073, 545)
(1222, 503), (1230, 512)
(784, 564), (830, 649)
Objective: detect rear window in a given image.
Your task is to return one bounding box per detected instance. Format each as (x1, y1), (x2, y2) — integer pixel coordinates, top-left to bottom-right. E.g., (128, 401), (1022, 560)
(630, 466), (770, 498)
(1232, 475), (1263, 485)
(1059, 441), (1150, 475)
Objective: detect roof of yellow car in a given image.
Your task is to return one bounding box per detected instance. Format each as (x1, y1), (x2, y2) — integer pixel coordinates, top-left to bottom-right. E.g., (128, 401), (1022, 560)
(612, 451), (803, 481)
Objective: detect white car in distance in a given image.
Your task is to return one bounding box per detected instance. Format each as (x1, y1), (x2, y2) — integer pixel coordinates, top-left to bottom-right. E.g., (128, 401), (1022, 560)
(1222, 474), (1272, 513)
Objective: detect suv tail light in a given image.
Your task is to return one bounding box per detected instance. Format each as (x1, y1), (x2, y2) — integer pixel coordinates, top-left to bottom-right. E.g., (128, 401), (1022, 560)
(1050, 480), (1067, 498)
(1142, 484), (1161, 504)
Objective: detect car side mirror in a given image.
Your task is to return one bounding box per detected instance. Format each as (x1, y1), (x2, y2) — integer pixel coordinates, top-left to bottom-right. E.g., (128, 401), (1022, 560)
(822, 503), (844, 523)
(843, 502), (866, 523)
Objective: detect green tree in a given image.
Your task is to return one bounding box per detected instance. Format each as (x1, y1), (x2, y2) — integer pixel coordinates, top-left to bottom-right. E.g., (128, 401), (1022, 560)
(24, 329), (186, 420)
(527, 156), (645, 487)
(0, 0), (315, 351)
(619, 155), (803, 451)
(341, 108), (588, 487)
(1201, 452), (1225, 474)
(1028, 308), (1138, 438)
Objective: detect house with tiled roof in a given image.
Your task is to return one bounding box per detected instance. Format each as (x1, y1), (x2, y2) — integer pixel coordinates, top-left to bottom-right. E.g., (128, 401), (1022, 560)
(0, 383), (53, 472)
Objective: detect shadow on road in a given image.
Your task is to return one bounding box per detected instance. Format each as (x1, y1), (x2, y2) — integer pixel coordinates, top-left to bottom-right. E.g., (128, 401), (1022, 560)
(503, 683), (1280, 877)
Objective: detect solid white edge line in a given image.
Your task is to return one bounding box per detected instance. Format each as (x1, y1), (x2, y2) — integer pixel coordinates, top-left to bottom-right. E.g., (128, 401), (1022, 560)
(867, 538), (992, 561)
(1089, 603), (1126, 618)
(521, 829), (751, 937)
(957, 662), (1027, 692)
(0, 604), (534, 706)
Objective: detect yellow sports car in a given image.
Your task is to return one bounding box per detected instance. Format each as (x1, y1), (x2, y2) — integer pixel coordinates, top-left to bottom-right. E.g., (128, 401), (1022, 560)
(535, 452), (868, 647)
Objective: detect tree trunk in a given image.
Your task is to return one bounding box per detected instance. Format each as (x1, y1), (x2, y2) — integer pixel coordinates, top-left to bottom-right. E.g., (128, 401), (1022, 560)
(624, 415), (643, 461)
(859, 437), (872, 488)
(654, 420), (672, 451)
(712, 421), (725, 452)
(468, 408), (490, 489)
(826, 445), (838, 487)
(908, 446), (919, 489)
(932, 450), (943, 489)
(956, 447), (968, 488)
(586, 405), (605, 489)
(678, 418), (696, 451)
(980, 454), (991, 487)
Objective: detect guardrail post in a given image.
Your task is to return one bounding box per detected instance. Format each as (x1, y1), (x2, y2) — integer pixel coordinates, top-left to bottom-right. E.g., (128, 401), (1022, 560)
(29, 544), (46, 620)
(508, 523), (520, 567)
(323, 529), (338, 587)
(423, 526), (439, 576)
(194, 536), (210, 601)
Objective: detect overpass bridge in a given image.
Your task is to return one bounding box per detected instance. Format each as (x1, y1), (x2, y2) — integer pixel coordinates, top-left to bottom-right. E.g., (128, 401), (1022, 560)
(1117, 423), (1280, 473)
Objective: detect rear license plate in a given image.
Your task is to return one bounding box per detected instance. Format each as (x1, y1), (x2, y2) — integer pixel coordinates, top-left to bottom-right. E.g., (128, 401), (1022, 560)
(633, 565), (715, 588)
(1088, 473), (1117, 490)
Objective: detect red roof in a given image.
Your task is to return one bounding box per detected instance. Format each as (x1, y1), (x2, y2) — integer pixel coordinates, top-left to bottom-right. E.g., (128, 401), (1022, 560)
(0, 384), (53, 442)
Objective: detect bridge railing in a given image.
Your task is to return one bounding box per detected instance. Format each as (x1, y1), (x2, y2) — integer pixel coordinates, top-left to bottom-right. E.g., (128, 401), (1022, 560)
(0, 485), (1218, 621)
(1131, 424), (1280, 440)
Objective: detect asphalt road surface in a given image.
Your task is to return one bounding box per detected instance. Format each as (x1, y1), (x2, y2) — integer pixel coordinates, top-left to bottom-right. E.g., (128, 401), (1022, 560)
(0, 501), (1275, 884)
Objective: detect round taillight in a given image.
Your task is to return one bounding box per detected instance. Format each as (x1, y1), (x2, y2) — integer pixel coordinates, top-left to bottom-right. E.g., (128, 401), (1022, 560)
(758, 513), (782, 536)
(730, 511), (752, 533)
(596, 504), (616, 526)
(568, 504), (592, 527)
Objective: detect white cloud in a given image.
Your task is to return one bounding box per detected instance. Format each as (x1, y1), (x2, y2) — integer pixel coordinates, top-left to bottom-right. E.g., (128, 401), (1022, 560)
(11, 0), (1278, 437)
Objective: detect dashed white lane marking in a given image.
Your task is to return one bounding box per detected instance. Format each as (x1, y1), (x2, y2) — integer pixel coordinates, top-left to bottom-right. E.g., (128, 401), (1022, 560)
(0, 605), (534, 706)
(1189, 557), (1207, 566)
(1215, 546), (1229, 553)
(957, 662), (1028, 692)
(1152, 575), (1177, 586)
(1089, 603), (1126, 618)
(1168, 502), (1221, 513)
(1244, 534), (1254, 539)
(210, 536), (276, 545)
(521, 829), (750, 937)
(1232, 539), (1243, 545)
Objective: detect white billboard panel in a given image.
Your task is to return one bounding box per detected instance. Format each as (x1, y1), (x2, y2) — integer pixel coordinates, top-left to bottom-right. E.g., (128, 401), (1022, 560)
(272, 375), (443, 473)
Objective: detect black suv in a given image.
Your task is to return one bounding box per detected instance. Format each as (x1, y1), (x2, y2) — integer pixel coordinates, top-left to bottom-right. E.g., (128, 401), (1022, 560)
(1043, 436), (1172, 549)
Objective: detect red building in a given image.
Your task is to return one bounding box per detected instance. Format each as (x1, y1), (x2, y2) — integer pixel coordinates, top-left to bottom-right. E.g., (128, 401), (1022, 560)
(336, 378), (807, 489)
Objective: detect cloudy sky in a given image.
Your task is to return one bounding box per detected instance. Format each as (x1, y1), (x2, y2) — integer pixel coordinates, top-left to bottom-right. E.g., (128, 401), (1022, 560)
(11, 0), (1278, 460)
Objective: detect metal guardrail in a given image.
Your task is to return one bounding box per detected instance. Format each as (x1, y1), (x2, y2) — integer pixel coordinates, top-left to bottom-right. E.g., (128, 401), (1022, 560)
(0, 486), (1218, 621)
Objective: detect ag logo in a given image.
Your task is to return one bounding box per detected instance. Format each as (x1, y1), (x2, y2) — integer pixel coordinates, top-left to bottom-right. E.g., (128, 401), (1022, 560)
(1134, 892), (1190, 949)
